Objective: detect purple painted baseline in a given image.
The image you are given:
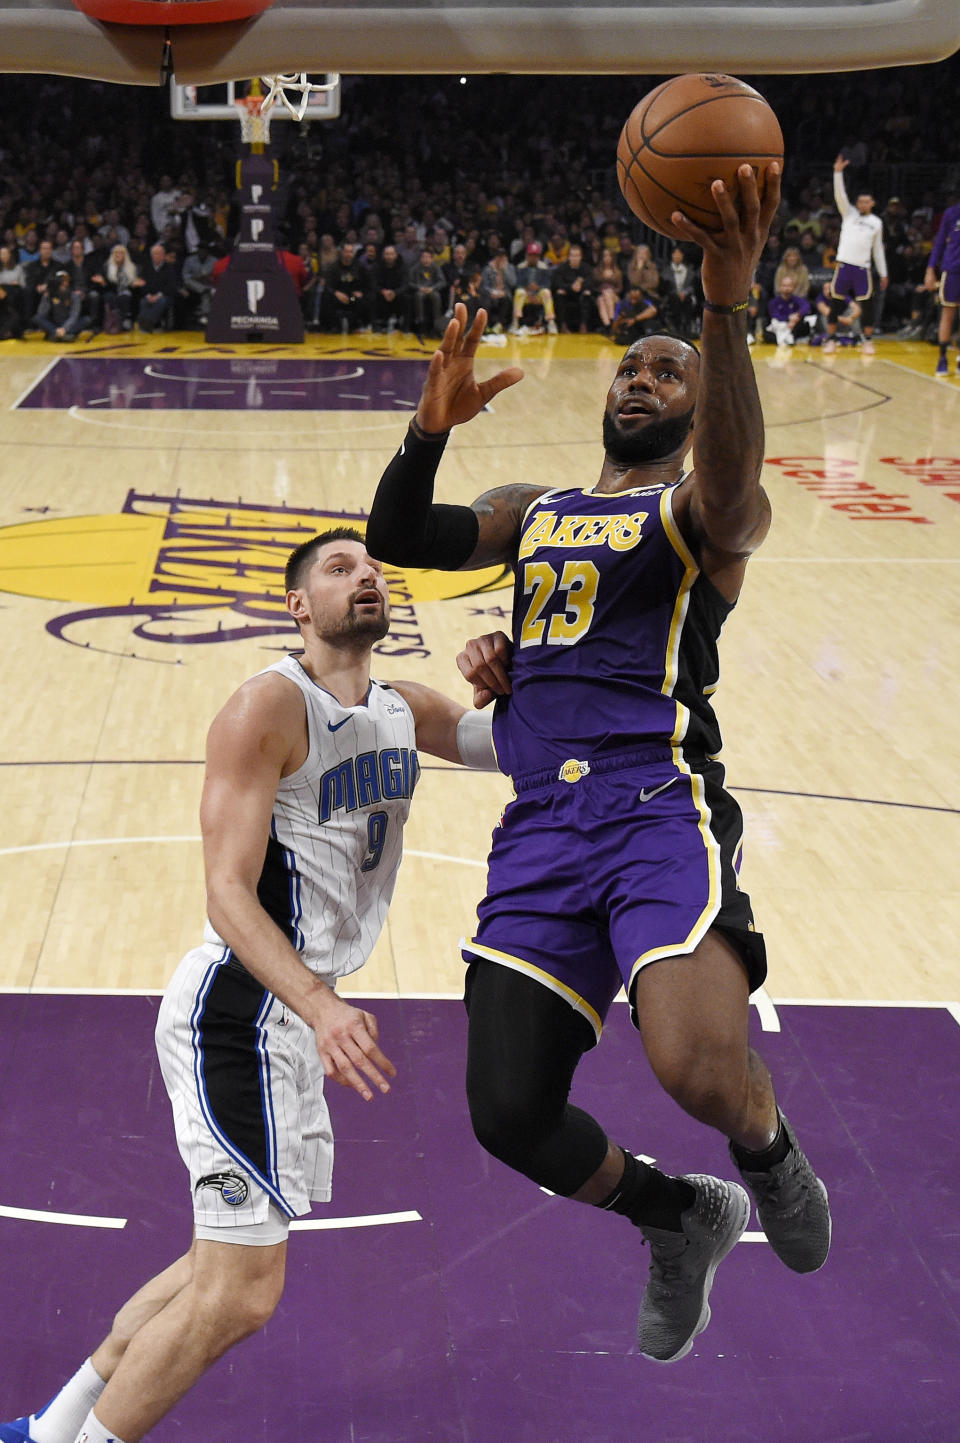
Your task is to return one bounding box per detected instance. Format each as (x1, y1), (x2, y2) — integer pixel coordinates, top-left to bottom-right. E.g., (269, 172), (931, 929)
(0, 995), (957, 1441)
(16, 358), (431, 411)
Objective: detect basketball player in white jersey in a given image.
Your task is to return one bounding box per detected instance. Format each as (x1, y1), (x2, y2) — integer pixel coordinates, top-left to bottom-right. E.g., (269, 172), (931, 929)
(1, 527), (498, 1443)
(822, 153), (888, 355)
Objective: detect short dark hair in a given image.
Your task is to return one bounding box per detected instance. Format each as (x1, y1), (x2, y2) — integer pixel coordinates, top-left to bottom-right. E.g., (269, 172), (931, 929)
(284, 526), (366, 591)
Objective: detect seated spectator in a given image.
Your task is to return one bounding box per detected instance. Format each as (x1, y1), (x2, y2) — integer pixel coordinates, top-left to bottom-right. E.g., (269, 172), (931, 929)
(628, 244), (660, 302)
(659, 245), (701, 337)
(611, 283), (659, 345)
(318, 233), (339, 275)
(174, 190), (219, 255)
(600, 220), (621, 254)
(150, 174), (179, 241)
(615, 231), (636, 282)
(756, 233), (782, 301)
(406, 246), (446, 336)
(127, 213), (154, 270)
(278, 240), (309, 308)
(774, 245), (812, 299)
(766, 274), (815, 346)
(83, 238), (109, 329)
(51, 228), (72, 265)
(358, 240), (380, 288)
(103, 243), (144, 332)
(512, 241), (557, 334)
(479, 248), (516, 333)
(372, 243), (407, 331)
(592, 247), (624, 332)
(893, 236), (939, 339)
(809, 281), (861, 346)
(882, 196), (910, 252)
(19, 229), (41, 269)
(430, 224), (452, 267)
(443, 243), (470, 317)
(798, 228), (824, 268)
(63, 238), (101, 332)
(551, 243), (595, 333)
(25, 239), (58, 325)
(322, 240), (371, 333)
(395, 221), (422, 271)
(34, 268), (83, 342)
(581, 228), (604, 269)
(181, 242), (216, 326)
(70, 222), (94, 256)
(297, 240), (321, 329)
(544, 230), (570, 267)
(629, 244), (665, 307)
(99, 207), (131, 250)
(0, 244), (26, 338)
(787, 203), (822, 240)
(508, 223), (538, 265)
(452, 267), (485, 327)
(138, 242), (180, 332)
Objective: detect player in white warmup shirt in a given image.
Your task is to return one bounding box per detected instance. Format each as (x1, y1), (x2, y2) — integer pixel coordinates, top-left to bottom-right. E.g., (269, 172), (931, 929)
(821, 154), (888, 355)
(1, 527), (499, 1443)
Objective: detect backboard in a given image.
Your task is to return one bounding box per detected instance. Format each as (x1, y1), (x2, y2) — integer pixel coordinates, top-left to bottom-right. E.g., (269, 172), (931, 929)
(170, 76), (340, 122)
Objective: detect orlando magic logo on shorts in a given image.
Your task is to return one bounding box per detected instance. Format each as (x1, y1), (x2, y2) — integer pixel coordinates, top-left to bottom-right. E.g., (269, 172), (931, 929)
(195, 1171), (250, 1206)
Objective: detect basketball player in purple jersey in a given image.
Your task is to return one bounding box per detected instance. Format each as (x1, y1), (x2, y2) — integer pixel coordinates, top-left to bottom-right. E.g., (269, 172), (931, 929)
(368, 162), (831, 1365)
(924, 198), (960, 375)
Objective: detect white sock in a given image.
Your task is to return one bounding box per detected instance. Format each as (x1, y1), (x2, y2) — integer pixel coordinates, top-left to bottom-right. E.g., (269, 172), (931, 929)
(29, 1360), (105, 1443)
(71, 1411), (129, 1443)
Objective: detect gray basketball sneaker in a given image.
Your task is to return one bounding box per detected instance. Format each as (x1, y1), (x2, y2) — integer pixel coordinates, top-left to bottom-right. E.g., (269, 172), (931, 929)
(731, 1113), (831, 1274)
(637, 1174), (750, 1363)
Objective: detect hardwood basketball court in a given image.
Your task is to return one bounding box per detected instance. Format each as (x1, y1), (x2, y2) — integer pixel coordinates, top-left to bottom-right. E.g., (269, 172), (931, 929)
(0, 327), (957, 1008)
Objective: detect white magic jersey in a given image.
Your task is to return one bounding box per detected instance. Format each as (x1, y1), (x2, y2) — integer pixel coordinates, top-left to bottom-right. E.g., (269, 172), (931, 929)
(833, 170), (887, 275)
(203, 653), (420, 982)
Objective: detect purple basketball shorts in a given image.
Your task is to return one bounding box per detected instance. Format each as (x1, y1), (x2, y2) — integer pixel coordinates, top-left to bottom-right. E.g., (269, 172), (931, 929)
(463, 748), (766, 1039)
(940, 270), (960, 306)
(830, 263), (872, 301)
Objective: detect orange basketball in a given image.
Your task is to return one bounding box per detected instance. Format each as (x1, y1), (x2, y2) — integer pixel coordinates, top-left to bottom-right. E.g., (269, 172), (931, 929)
(617, 73), (784, 240)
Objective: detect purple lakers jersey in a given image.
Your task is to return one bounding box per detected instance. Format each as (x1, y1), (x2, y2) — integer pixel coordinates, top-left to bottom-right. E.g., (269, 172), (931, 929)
(492, 482), (732, 778)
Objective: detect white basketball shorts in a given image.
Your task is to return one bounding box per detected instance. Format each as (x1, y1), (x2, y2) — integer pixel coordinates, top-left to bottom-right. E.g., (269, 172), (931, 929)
(156, 943), (334, 1235)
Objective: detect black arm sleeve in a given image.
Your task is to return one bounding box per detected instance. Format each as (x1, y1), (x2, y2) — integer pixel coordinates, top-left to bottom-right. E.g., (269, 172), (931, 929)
(366, 421), (480, 570)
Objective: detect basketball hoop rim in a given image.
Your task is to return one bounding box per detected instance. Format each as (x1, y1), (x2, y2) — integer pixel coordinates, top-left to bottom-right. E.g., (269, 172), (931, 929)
(72, 0), (274, 24)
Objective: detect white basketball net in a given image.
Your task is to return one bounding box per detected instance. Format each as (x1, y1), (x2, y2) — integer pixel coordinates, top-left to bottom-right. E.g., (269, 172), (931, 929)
(260, 73), (336, 122)
(235, 95), (272, 145)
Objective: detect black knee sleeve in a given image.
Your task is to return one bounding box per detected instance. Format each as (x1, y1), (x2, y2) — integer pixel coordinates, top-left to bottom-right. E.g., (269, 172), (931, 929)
(464, 961), (610, 1195)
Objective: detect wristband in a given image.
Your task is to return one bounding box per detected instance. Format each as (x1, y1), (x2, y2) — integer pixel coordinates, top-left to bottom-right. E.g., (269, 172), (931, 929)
(456, 708), (500, 771)
(702, 299), (750, 314)
(409, 416), (451, 442)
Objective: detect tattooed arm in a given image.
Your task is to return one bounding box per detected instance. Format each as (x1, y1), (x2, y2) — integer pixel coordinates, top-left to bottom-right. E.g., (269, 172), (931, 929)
(669, 163), (781, 601)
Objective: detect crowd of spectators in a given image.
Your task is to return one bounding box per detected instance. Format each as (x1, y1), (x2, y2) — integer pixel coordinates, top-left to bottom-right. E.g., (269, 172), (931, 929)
(0, 63), (957, 343)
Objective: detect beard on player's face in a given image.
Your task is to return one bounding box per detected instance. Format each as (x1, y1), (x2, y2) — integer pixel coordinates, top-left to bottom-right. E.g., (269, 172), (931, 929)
(329, 605), (390, 647)
(309, 596), (391, 649)
(602, 405), (695, 465)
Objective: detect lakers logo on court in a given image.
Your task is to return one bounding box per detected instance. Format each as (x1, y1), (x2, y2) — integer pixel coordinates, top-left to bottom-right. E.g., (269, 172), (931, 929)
(0, 491), (511, 661)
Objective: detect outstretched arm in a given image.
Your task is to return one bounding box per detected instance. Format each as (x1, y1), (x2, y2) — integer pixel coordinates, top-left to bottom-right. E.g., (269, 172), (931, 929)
(366, 304), (543, 571)
(833, 154), (853, 218)
(388, 678), (500, 770)
(668, 162), (780, 598)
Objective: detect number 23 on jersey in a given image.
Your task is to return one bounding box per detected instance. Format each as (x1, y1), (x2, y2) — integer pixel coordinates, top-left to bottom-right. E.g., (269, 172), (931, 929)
(518, 558), (600, 648)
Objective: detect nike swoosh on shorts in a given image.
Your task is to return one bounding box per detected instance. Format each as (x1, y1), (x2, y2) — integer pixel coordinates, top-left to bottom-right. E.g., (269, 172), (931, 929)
(638, 777), (679, 803)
